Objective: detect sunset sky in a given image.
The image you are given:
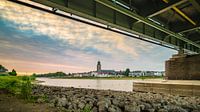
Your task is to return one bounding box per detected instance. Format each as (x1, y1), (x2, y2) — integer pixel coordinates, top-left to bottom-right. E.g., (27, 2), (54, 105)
(0, 0), (176, 74)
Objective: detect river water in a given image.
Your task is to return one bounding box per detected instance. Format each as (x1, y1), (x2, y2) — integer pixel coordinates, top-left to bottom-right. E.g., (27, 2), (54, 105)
(36, 78), (135, 91)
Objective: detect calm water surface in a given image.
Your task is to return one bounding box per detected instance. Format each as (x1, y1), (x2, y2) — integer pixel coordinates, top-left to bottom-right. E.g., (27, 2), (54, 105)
(36, 78), (200, 92)
(36, 78), (135, 91)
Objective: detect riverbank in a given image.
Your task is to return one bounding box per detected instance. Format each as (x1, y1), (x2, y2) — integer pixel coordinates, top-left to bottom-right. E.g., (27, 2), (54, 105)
(0, 76), (59, 112)
(42, 76), (164, 80)
(1, 76), (199, 112)
(32, 85), (200, 112)
(0, 89), (59, 112)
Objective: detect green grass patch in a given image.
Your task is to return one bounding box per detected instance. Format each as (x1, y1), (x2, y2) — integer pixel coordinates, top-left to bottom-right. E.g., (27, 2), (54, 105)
(82, 104), (92, 112)
(0, 76), (35, 100)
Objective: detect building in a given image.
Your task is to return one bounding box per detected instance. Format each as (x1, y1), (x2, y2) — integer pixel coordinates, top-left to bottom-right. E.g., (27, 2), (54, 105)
(96, 61), (116, 76)
(0, 65), (8, 73)
(129, 70), (164, 77)
(97, 61), (101, 73)
(129, 71), (144, 77)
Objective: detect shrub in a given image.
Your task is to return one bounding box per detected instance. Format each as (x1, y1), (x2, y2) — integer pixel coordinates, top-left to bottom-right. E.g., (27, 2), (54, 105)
(82, 104), (92, 112)
(0, 76), (34, 100)
(20, 78), (32, 100)
(0, 76), (21, 94)
(9, 69), (17, 76)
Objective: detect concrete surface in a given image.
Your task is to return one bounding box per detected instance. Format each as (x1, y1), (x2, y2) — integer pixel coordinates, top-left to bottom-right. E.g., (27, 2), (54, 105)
(133, 79), (200, 96)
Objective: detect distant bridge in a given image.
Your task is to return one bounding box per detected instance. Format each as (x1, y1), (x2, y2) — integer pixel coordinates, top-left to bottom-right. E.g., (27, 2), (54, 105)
(9, 0), (200, 53)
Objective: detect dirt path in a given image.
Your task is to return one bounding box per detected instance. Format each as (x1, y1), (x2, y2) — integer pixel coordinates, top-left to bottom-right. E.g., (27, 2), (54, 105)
(0, 90), (59, 112)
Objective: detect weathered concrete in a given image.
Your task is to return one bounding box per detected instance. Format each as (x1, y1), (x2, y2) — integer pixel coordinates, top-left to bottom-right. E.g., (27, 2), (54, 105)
(133, 82), (200, 97)
(165, 54), (200, 80)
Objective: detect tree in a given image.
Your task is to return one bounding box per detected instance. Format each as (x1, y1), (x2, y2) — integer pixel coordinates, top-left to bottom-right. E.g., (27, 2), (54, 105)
(124, 68), (130, 76)
(9, 69), (17, 76)
(32, 73), (36, 76)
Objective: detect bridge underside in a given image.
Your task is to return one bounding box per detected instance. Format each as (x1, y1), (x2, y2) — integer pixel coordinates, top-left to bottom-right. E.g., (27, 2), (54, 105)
(9, 0), (200, 80)
(9, 0), (200, 53)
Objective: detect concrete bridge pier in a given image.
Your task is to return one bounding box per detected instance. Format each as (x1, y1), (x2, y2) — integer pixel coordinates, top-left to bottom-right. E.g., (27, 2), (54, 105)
(165, 49), (200, 80)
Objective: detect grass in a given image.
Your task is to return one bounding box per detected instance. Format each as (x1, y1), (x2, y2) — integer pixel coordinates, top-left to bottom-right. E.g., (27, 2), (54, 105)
(0, 76), (35, 100)
(82, 104), (92, 112)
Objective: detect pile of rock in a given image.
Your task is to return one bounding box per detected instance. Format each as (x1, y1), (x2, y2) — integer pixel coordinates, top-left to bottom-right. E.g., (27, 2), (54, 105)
(32, 85), (200, 112)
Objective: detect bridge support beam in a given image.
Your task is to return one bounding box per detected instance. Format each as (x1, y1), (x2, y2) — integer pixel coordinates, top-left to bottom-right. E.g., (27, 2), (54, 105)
(165, 52), (200, 80)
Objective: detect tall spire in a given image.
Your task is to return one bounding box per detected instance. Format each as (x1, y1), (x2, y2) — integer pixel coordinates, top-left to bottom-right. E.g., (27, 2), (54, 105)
(97, 61), (101, 72)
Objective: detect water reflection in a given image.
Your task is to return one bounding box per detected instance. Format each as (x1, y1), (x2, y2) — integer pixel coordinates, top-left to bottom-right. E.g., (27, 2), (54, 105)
(36, 78), (134, 92)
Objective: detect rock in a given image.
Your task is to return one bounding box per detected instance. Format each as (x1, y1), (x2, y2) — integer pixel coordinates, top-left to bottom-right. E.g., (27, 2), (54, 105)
(97, 98), (111, 112)
(124, 105), (140, 112)
(9, 108), (13, 111)
(152, 103), (161, 110)
(143, 103), (152, 110)
(132, 102), (137, 106)
(88, 101), (94, 108)
(148, 109), (155, 112)
(138, 105), (145, 110)
(48, 103), (55, 107)
(118, 101), (125, 109)
(68, 104), (73, 110)
(98, 104), (107, 112)
(78, 102), (85, 109)
(115, 106), (122, 112)
(192, 110), (200, 112)
(182, 104), (196, 112)
(112, 99), (120, 106)
(161, 100), (168, 106)
(31, 85), (200, 112)
(57, 97), (67, 107)
(36, 98), (45, 103)
(165, 105), (187, 112)
(108, 106), (116, 112)
(72, 103), (77, 110)
(92, 107), (98, 112)
(158, 109), (168, 112)
(105, 98), (112, 106)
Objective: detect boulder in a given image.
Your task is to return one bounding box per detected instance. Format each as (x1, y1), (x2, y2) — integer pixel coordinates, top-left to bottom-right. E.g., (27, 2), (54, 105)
(36, 98), (45, 103)
(115, 106), (122, 112)
(57, 97), (67, 107)
(78, 102), (85, 109)
(143, 103), (152, 110)
(112, 99), (120, 106)
(158, 109), (168, 112)
(97, 98), (111, 111)
(138, 105), (145, 110)
(124, 105), (140, 112)
(108, 106), (116, 112)
(165, 105), (187, 112)
(152, 103), (161, 110)
(147, 109), (155, 112)
(92, 106), (98, 112)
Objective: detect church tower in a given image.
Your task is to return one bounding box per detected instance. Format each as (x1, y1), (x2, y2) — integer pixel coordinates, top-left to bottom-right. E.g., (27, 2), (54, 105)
(97, 61), (101, 72)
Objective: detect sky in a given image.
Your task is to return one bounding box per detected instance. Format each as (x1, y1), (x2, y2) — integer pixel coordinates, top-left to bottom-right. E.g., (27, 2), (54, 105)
(0, 0), (176, 74)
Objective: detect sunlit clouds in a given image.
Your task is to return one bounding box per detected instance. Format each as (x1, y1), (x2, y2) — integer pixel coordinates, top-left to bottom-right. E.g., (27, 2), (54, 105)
(0, 0), (176, 74)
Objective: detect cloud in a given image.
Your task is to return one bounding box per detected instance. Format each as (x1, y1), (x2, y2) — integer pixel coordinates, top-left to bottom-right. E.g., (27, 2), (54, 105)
(0, 0), (156, 59)
(0, 0), (176, 73)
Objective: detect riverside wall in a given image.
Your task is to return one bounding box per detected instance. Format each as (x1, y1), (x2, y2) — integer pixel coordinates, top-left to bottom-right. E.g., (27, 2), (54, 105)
(132, 82), (200, 97)
(165, 54), (200, 80)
